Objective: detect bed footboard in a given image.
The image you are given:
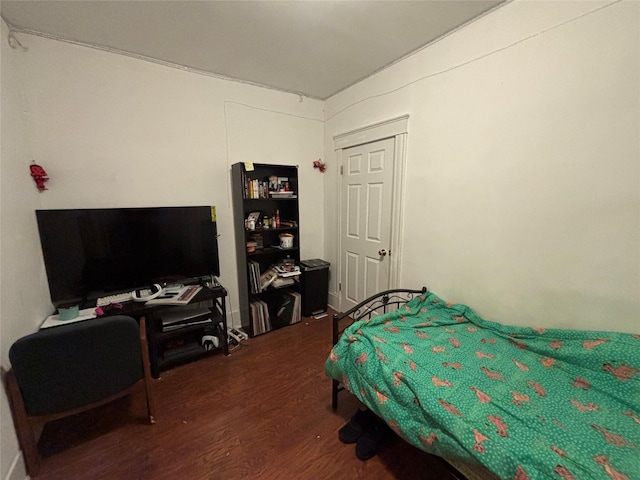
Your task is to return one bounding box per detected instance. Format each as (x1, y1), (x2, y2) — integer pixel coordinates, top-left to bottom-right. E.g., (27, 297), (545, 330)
(331, 287), (427, 410)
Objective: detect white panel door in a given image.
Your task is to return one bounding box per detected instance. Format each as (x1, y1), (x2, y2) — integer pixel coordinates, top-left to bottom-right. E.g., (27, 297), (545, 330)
(340, 137), (395, 312)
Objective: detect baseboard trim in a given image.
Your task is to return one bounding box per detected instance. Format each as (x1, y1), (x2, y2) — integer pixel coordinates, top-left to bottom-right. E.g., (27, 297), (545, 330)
(4, 451), (28, 480)
(328, 292), (339, 313)
(226, 308), (242, 329)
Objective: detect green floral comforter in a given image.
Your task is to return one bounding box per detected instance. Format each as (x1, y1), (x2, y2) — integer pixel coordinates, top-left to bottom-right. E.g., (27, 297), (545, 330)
(325, 291), (639, 479)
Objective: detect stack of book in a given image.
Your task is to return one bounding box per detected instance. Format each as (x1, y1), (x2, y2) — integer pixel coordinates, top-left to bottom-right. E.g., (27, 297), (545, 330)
(269, 191), (297, 198)
(250, 291), (300, 335)
(250, 263), (301, 292)
(250, 299), (272, 335)
(275, 290), (301, 326)
(241, 170), (270, 199)
(272, 263), (300, 288)
(273, 263), (300, 277)
(259, 267), (278, 291)
(248, 261), (261, 294)
(271, 276), (295, 288)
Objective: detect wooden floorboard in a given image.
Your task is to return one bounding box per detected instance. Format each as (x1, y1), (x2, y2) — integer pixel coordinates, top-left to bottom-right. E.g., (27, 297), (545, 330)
(33, 312), (459, 479)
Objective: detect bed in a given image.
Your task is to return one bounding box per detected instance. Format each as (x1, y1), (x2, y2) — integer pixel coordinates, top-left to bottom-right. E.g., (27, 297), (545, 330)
(325, 288), (639, 480)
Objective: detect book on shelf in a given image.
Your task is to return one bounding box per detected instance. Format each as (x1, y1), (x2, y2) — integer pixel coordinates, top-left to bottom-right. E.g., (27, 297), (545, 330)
(250, 299), (272, 335)
(259, 267), (278, 290)
(275, 291), (301, 326)
(243, 176), (272, 199)
(250, 263), (300, 293)
(271, 276), (295, 288)
(269, 190), (296, 199)
(248, 261), (261, 294)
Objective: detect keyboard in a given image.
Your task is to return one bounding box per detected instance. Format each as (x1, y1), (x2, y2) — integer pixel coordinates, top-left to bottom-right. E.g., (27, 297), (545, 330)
(96, 288), (155, 306)
(96, 291), (133, 306)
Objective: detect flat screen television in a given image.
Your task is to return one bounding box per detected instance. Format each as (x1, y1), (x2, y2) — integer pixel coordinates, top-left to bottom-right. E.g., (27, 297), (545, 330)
(36, 206), (220, 305)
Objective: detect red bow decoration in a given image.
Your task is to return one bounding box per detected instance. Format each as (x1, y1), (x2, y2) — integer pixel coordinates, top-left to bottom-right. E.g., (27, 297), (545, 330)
(313, 159), (326, 173)
(30, 163), (49, 191)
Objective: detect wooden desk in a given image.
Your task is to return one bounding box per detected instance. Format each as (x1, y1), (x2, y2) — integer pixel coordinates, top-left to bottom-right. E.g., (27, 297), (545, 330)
(41, 285), (229, 378)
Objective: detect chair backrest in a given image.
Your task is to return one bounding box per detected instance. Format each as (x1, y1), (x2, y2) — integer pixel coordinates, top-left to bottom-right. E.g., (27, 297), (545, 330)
(9, 315), (143, 416)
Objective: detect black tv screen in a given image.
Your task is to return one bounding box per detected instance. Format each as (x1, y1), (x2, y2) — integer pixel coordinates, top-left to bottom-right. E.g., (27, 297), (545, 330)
(36, 206), (220, 305)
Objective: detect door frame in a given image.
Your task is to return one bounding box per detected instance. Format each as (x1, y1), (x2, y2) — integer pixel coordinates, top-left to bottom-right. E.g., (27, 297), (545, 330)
(334, 115), (409, 312)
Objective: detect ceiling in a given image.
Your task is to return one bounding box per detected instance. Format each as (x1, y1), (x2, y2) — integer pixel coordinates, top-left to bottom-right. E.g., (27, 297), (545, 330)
(1, 1), (504, 100)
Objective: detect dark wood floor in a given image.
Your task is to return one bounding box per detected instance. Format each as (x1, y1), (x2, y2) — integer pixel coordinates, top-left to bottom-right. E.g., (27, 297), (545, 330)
(34, 312), (459, 479)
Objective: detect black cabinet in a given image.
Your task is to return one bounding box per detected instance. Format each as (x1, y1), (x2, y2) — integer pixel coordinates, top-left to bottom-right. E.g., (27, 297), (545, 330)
(231, 163), (302, 337)
(300, 259), (330, 317)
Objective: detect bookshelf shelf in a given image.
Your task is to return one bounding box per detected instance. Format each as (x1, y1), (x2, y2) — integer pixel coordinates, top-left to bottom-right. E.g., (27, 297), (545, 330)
(247, 246), (299, 257)
(159, 341), (206, 366)
(243, 197), (298, 202)
(155, 321), (214, 342)
(245, 226), (298, 233)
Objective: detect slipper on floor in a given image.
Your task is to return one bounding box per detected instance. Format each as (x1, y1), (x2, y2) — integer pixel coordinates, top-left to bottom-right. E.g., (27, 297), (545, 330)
(338, 409), (376, 444)
(355, 419), (392, 460)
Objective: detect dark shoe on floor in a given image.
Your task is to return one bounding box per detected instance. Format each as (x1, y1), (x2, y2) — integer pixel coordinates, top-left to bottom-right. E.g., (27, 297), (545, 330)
(355, 419), (392, 460)
(338, 409), (376, 444)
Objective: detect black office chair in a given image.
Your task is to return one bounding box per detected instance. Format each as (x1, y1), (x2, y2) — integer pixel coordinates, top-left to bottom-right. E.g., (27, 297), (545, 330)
(3, 315), (155, 476)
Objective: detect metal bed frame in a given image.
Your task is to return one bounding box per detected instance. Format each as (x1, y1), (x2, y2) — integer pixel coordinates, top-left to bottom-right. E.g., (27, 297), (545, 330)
(330, 286), (476, 480)
(331, 287), (427, 410)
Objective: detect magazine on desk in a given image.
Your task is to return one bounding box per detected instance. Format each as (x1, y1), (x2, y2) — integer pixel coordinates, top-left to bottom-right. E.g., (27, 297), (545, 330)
(145, 285), (202, 306)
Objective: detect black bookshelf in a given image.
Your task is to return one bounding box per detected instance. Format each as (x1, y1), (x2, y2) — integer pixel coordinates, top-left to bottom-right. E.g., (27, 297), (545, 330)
(231, 163), (302, 336)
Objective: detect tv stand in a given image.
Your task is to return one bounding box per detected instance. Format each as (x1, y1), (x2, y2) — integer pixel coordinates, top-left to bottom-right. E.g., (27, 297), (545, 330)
(93, 284), (228, 378)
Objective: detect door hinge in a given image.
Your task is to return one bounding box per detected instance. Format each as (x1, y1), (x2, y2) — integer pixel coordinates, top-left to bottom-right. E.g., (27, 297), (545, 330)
(338, 282), (342, 291)
(340, 165), (343, 175)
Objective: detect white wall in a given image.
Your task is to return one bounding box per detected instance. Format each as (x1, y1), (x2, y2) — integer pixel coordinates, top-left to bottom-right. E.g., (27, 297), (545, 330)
(1, 0), (638, 475)
(324, 0), (639, 334)
(0, 22), (323, 477)
(1, 25), (324, 325)
(224, 101), (324, 261)
(1, 18), (40, 480)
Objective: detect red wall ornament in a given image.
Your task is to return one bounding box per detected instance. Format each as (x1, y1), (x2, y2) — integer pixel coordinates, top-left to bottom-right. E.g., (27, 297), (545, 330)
(30, 163), (49, 191)
(313, 159), (326, 173)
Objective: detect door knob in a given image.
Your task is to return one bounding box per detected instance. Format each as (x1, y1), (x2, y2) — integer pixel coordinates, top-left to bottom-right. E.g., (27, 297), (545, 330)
(378, 249), (387, 257)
